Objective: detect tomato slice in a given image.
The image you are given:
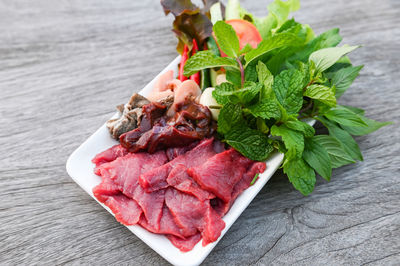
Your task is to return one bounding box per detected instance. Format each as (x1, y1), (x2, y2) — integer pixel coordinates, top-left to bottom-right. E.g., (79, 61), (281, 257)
(226, 19), (262, 50)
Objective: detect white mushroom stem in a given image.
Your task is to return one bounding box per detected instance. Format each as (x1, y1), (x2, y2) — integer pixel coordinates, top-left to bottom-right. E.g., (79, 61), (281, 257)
(200, 87), (221, 121)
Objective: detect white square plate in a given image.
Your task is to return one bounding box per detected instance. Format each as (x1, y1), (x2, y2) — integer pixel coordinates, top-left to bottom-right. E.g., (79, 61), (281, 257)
(66, 56), (309, 266)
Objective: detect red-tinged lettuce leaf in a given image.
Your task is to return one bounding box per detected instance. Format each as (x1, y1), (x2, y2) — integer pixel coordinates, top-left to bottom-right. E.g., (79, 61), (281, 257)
(161, 0), (222, 54)
(161, 0), (199, 16)
(173, 13), (213, 52)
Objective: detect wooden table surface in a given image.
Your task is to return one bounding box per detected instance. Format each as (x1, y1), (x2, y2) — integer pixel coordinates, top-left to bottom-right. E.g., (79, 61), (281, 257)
(1, 0), (399, 265)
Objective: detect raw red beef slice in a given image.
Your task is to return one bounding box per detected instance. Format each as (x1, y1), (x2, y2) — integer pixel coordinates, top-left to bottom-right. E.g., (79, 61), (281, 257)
(93, 165), (142, 225)
(188, 148), (253, 202)
(103, 194), (143, 225)
(231, 162), (266, 201)
(165, 188), (225, 246)
(92, 144), (128, 170)
(167, 164), (215, 202)
(166, 233), (202, 252)
(139, 138), (218, 193)
(211, 161), (267, 216)
(93, 151), (167, 227)
(139, 205), (189, 239)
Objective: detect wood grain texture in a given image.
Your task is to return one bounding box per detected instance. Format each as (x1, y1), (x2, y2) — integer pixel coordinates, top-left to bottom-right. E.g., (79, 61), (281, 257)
(0, 0), (399, 265)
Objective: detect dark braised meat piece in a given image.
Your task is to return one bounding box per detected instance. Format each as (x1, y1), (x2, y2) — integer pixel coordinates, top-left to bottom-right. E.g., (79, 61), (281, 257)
(119, 100), (216, 153)
(106, 93), (150, 139)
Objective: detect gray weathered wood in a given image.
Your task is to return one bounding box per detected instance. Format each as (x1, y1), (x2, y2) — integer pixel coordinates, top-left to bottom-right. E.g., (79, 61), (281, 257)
(0, 0), (399, 265)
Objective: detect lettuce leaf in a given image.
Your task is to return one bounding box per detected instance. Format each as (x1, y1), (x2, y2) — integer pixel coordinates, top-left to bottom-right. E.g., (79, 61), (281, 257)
(161, 0), (222, 53)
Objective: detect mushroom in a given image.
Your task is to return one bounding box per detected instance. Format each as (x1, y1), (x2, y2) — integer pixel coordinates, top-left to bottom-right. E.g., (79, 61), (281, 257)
(199, 87), (220, 120)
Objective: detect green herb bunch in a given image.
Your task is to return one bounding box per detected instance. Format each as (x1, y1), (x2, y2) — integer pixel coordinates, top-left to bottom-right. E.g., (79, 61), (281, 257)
(183, 0), (391, 195)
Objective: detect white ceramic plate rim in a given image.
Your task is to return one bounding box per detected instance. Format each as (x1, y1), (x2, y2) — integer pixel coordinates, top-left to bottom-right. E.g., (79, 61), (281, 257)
(66, 56), (313, 266)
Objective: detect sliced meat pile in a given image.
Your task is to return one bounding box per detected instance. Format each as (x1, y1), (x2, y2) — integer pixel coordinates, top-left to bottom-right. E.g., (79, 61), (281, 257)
(92, 138), (266, 252)
(119, 100), (216, 153)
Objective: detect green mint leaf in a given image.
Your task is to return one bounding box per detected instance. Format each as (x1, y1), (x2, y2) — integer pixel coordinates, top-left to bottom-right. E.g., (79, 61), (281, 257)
(303, 137), (332, 180)
(239, 44), (253, 55)
(225, 124), (273, 161)
(245, 33), (302, 67)
(285, 119), (315, 138)
(256, 61), (274, 98)
(318, 116), (363, 161)
(331, 65), (364, 98)
(276, 18), (300, 33)
(283, 157), (316, 196)
(247, 100), (281, 120)
(323, 105), (368, 127)
(213, 82), (262, 105)
(304, 84), (337, 107)
(289, 28), (342, 62)
(309, 45), (360, 73)
(244, 64), (258, 82)
(325, 58), (352, 74)
(272, 69), (304, 114)
(271, 124), (304, 160)
(256, 118), (270, 134)
(294, 61), (312, 87)
(276, 19), (314, 45)
(225, 67), (242, 87)
(217, 103), (243, 135)
(341, 117), (392, 136)
(235, 82), (263, 103)
(213, 21), (240, 58)
(207, 36), (221, 57)
(313, 135), (355, 168)
(212, 82), (236, 104)
(341, 105), (365, 116)
(183, 50), (238, 76)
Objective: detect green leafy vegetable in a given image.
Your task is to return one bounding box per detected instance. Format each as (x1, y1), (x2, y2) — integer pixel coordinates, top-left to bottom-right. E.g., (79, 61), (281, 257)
(330, 65), (364, 97)
(283, 157), (316, 195)
(247, 100), (281, 120)
(285, 119), (315, 138)
(313, 135), (355, 168)
(304, 84), (336, 107)
(341, 117), (392, 136)
(217, 103), (243, 134)
(303, 137), (332, 180)
(309, 45), (360, 72)
(272, 69), (304, 114)
(184, 51), (238, 76)
(213, 21), (240, 58)
(245, 33), (302, 67)
(323, 105), (367, 127)
(225, 124), (273, 161)
(271, 124), (304, 160)
(212, 82), (236, 104)
(318, 116), (363, 161)
(166, 0), (390, 196)
(289, 28), (342, 62)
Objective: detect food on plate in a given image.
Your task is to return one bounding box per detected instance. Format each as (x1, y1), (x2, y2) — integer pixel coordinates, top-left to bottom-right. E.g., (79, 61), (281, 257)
(92, 138), (266, 251)
(119, 100), (215, 153)
(106, 93), (150, 139)
(90, 0), (390, 253)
